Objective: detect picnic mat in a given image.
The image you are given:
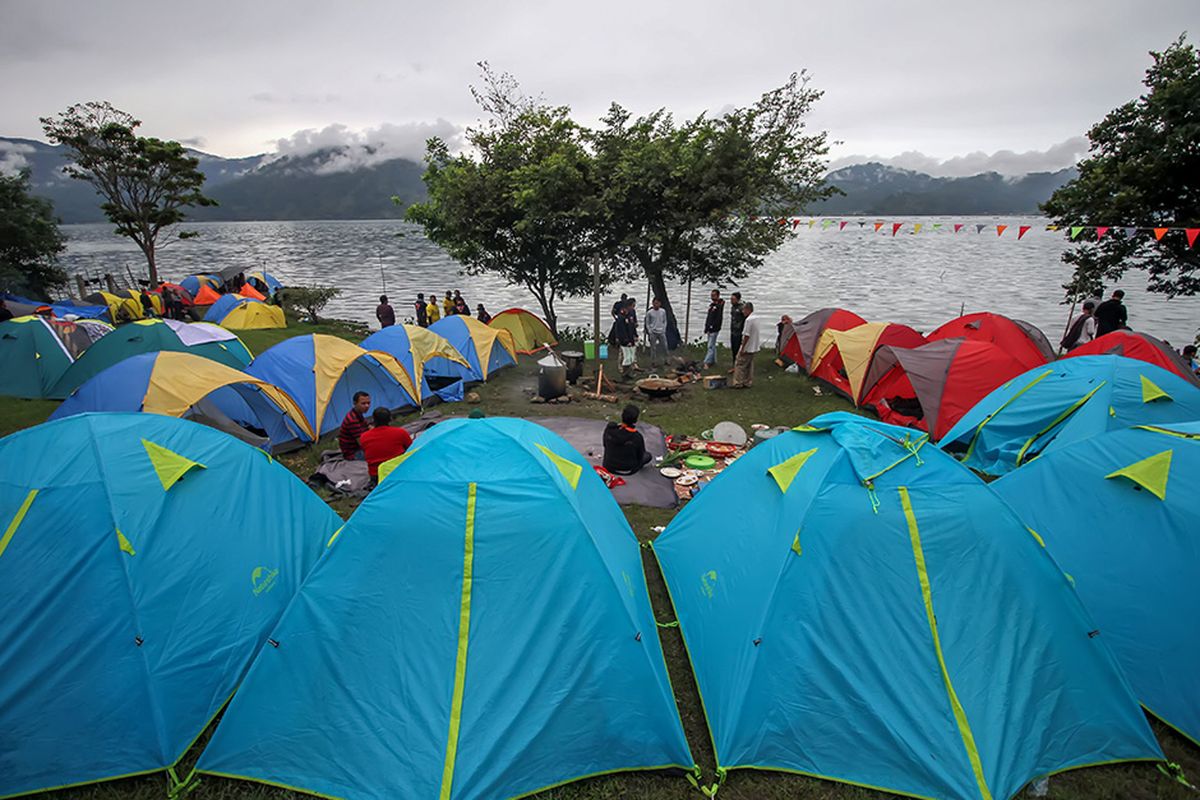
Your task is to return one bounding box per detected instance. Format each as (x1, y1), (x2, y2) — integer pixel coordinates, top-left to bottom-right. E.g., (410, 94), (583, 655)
(402, 412), (677, 509)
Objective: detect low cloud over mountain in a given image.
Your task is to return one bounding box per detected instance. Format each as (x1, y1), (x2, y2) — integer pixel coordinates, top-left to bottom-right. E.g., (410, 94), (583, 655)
(828, 137), (1088, 178)
(268, 120), (463, 174)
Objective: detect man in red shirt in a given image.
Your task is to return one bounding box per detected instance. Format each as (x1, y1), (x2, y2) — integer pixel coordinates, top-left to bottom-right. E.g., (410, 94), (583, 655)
(360, 407), (413, 484)
(338, 392), (372, 459)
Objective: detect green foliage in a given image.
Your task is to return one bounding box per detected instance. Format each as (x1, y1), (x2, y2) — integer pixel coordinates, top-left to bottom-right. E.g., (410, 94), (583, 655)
(40, 101), (216, 284)
(1043, 35), (1200, 298)
(405, 64), (604, 334)
(0, 169), (67, 298)
(280, 285), (341, 323)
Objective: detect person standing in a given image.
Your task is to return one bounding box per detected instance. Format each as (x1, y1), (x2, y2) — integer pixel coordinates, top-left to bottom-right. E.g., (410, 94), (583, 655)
(615, 300), (638, 378)
(359, 407), (413, 486)
(426, 292), (441, 324)
(476, 304), (492, 324)
(375, 295), (396, 329)
(703, 289), (724, 368)
(414, 293), (428, 327)
(732, 302), (762, 388)
(644, 297), (668, 367)
(1094, 290), (1128, 335)
(729, 291), (745, 362)
(1061, 301), (1097, 351)
(442, 290), (455, 318)
(453, 296), (470, 316)
(338, 391), (372, 460)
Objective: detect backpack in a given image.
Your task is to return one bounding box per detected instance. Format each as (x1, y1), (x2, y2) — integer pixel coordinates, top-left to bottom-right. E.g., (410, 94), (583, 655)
(1061, 314), (1088, 350)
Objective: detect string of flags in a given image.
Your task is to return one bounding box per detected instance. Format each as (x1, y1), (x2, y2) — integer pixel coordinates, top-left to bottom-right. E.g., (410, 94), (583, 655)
(767, 218), (1200, 247)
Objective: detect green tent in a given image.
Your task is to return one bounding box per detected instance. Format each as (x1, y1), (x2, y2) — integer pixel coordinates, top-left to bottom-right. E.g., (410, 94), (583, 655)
(0, 316), (74, 398)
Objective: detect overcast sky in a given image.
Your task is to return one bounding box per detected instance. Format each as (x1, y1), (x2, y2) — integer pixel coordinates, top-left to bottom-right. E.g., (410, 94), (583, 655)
(1, 0), (1194, 176)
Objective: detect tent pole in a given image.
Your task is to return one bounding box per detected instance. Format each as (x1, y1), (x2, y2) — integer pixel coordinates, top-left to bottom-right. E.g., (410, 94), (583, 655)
(684, 272), (692, 343)
(1058, 298), (1078, 356)
(592, 258), (601, 372)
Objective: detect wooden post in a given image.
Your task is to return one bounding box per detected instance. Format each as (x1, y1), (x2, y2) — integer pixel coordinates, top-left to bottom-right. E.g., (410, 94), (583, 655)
(104, 273), (117, 293)
(1058, 299), (1078, 356)
(684, 273), (693, 342)
(592, 258), (602, 372)
(74, 274), (87, 299)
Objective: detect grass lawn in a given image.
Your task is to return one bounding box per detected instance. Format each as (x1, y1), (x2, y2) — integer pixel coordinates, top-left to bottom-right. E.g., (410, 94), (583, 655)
(4, 322), (1196, 800)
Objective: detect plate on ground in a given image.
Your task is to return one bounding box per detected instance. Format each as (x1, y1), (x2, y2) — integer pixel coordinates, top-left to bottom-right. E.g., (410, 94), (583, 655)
(660, 467), (682, 479)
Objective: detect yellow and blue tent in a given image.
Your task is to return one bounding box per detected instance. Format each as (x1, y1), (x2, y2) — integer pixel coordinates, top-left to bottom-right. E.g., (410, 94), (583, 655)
(996, 421), (1200, 746)
(247, 334), (418, 437)
(198, 417), (693, 799)
(84, 290), (144, 323)
(0, 316), (75, 398)
(49, 351), (314, 452)
(938, 354), (1200, 476)
(487, 308), (556, 354)
(653, 413), (1162, 800)
(428, 315), (517, 382)
(0, 413), (340, 798)
(361, 323), (471, 402)
(204, 294), (286, 330)
(245, 270), (283, 296)
(179, 273), (222, 299)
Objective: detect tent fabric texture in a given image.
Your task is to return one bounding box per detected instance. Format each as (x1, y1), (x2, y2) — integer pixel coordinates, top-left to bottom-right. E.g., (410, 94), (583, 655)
(779, 308), (867, 370)
(487, 308), (557, 354)
(84, 291), (144, 323)
(927, 312), (1055, 370)
(938, 355), (1200, 476)
(1064, 330), (1200, 387)
(361, 324), (472, 402)
(808, 322), (927, 401)
(995, 421), (1200, 747)
(2, 292), (109, 321)
(199, 417), (693, 800)
(47, 316), (113, 359)
(428, 315), (517, 382)
(859, 339), (1032, 440)
(47, 319), (253, 400)
(652, 413), (1161, 800)
(0, 316), (75, 398)
(247, 334), (418, 439)
(49, 351), (314, 452)
(0, 413), (340, 798)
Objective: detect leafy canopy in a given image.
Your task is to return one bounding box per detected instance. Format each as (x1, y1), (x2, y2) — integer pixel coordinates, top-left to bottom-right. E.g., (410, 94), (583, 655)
(0, 169), (67, 298)
(1043, 35), (1200, 298)
(41, 101), (216, 285)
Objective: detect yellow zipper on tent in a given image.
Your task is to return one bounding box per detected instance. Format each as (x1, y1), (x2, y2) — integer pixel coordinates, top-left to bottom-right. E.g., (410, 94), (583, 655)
(1014, 382), (1106, 466)
(439, 482), (477, 800)
(0, 489), (37, 560)
(963, 369), (1053, 460)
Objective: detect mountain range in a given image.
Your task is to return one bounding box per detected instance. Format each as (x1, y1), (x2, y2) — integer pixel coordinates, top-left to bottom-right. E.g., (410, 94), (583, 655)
(2, 136), (1076, 223)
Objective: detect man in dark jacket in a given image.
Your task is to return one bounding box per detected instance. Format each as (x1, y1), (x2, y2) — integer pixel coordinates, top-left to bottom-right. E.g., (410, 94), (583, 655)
(414, 293), (428, 327)
(703, 289), (724, 368)
(376, 295), (396, 329)
(603, 404), (652, 475)
(729, 292), (745, 361)
(1094, 290), (1128, 336)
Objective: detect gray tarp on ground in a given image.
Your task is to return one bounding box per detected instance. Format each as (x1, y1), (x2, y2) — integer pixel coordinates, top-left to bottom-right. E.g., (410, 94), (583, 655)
(401, 412), (677, 509)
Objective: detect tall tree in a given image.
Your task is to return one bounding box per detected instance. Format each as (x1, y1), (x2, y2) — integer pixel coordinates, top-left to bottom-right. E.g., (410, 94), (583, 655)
(590, 73), (834, 336)
(0, 169), (67, 298)
(1043, 35), (1200, 298)
(405, 66), (603, 333)
(41, 101), (216, 285)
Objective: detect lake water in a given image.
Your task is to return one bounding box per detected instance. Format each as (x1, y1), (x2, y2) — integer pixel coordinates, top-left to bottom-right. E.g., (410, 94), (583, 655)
(60, 219), (1200, 346)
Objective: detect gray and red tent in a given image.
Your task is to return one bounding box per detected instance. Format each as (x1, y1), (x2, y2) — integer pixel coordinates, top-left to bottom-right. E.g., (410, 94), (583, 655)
(779, 308), (867, 371)
(927, 312), (1055, 370)
(1064, 330), (1200, 387)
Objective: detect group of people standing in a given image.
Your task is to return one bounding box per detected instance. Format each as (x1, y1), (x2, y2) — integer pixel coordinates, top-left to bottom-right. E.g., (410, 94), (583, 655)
(1061, 289), (1130, 351)
(375, 289), (493, 330)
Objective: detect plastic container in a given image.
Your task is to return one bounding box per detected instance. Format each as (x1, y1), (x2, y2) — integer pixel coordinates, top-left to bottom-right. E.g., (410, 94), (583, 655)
(582, 342), (609, 359)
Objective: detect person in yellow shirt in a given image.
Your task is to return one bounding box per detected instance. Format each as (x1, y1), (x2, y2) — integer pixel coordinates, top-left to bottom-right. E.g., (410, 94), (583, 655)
(426, 293), (441, 323)
(442, 290), (454, 317)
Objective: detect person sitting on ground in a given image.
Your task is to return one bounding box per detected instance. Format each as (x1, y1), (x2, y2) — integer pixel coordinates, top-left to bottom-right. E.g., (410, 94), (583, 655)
(426, 292), (441, 323)
(1061, 301), (1097, 351)
(414, 293), (428, 327)
(338, 391), (372, 460)
(359, 407), (413, 485)
(376, 294), (396, 329)
(603, 404), (653, 475)
(476, 304), (492, 324)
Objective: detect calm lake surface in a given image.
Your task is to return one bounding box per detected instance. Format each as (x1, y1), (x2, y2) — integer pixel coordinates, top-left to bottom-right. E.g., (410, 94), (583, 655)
(61, 219), (1200, 346)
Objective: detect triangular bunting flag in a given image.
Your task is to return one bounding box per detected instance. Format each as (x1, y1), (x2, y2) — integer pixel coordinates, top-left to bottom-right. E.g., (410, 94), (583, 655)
(1123, 227), (1137, 238)
(792, 219), (801, 229)
(141, 439), (206, 491)
(1104, 449), (1172, 501)
(975, 224), (986, 234)
(1070, 226), (1085, 240)
(913, 223), (923, 234)
(954, 223), (964, 233)
(1018, 225), (1032, 240)
(808, 219), (817, 229)
(858, 221), (866, 228)
(535, 443), (582, 489)
(996, 225), (1008, 237)
(1045, 224), (1060, 231)
(767, 449), (818, 494)
(892, 223), (903, 236)
(933, 223), (943, 230)
(1141, 374), (1172, 403)
(1154, 227), (1169, 241)
(874, 222), (884, 232)
(822, 219), (833, 229)
(839, 220), (848, 231)
(1187, 229), (1200, 248)
(1096, 226), (1109, 240)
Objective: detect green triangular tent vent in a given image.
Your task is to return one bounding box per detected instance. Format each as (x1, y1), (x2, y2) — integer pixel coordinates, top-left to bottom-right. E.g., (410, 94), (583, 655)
(1105, 449), (1173, 500)
(1141, 375), (1172, 403)
(768, 448), (818, 493)
(141, 439), (206, 491)
(117, 529), (136, 556)
(535, 444), (582, 490)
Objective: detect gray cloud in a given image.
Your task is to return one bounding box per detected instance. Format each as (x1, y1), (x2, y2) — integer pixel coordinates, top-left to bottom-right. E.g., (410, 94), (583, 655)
(269, 120), (464, 172)
(828, 137), (1090, 177)
(0, 141), (34, 176)
(251, 92), (342, 105)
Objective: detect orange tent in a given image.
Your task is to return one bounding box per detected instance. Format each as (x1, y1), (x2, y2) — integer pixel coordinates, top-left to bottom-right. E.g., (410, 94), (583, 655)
(193, 285), (222, 306)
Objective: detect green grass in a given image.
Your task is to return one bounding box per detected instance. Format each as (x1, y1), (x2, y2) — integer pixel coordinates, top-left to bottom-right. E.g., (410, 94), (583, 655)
(5, 327), (1198, 800)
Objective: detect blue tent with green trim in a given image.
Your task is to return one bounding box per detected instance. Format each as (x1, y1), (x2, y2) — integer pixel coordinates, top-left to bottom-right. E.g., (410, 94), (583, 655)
(653, 413), (1161, 800)
(938, 355), (1200, 476)
(0, 315), (74, 398)
(199, 417), (693, 800)
(0, 414), (340, 798)
(995, 421), (1200, 747)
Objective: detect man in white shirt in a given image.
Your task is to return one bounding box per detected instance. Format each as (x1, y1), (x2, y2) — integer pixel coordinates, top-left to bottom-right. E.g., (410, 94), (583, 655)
(732, 302), (763, 388)
(644, 297), (669, 367)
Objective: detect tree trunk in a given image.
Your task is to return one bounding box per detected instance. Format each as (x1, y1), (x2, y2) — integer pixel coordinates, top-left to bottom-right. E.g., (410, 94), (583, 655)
(645, 263), (682, 350)
(528, 284), (558, 336)
(137, 238), (159, 285)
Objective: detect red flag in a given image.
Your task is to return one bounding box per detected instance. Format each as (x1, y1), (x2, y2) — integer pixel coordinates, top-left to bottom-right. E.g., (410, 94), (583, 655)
(1096, 226), (1109, 240)
(1017, 225), (1031, 240)
(1188, 229), (1200, 248)
(839, 221), (848, 231)
(792, 219), (801, 229)
(1154, 227), (1169, 241)
(996, 225), (1008, 237)
(874, 222), (884, 232)
(892, 223), (903, 237)
(953, 224), (964, 233)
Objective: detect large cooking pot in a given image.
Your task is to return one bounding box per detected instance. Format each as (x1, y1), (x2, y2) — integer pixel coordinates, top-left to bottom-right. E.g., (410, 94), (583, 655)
(636, 376), (682, 399)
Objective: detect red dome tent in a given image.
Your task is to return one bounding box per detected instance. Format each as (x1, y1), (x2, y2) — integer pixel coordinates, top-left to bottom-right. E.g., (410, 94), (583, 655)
(860, 339), (1031, 440)
(927, 312), (1054, 370)
(1064, 330), (1200, 387)
(779, 308), (867, 370)
(808, 322), (927, 401)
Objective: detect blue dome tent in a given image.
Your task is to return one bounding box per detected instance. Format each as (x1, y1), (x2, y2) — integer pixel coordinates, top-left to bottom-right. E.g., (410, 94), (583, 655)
(361, 324), (472, 403)
(428, 315), (517, 383)
(199, 418), (693, 800)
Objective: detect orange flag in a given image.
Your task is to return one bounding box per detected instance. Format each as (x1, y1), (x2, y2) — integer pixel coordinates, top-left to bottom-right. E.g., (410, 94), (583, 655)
(1017, 225), (1032, 240)
(1154, 227), (1169, 241)
(996, 225), (1008, 237)
(1096, 226), (1109, 240)
(874, 222), (884, 232)
(1187, 229), (1200, 248)
(892, 223), (903, 236)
